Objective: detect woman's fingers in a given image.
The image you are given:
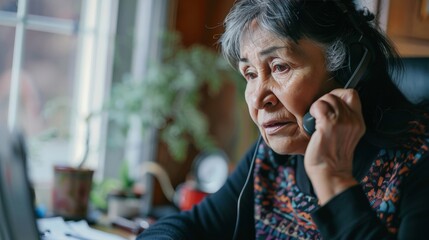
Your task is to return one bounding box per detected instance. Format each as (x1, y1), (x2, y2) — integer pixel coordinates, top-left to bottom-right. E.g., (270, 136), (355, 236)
(309, 89), (364, 134)
(310, 94), (343, 121)
(329, 88), (363, 114)
(304, 88), (365, 204)
(310, 89), (360, 117)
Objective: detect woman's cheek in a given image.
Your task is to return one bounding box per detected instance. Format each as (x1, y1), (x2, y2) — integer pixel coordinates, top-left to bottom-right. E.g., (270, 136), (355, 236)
(244, 90), (259, 125)
(244, 86), (254, 110)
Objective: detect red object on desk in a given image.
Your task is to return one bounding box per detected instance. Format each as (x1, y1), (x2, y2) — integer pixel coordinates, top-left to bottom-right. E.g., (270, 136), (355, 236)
(178, 183), (208, 211)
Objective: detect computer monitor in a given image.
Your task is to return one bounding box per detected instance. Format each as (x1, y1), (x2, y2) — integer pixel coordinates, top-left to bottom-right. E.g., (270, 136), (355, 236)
(0, 128), (40, 240)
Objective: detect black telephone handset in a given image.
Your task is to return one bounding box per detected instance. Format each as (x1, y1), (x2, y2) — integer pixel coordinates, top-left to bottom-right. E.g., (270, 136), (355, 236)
(303, 44), (371, 136)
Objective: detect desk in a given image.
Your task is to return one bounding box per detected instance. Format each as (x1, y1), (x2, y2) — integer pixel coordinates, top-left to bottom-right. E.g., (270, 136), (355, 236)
(92, 214), (151, 240)
(38, 216), (138, 240)
(93, 224), (136, 240)
(92, 215), (140, 240)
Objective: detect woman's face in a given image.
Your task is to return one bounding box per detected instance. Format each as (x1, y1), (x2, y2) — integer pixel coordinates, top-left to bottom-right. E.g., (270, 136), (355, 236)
(239, 22), (339, 155)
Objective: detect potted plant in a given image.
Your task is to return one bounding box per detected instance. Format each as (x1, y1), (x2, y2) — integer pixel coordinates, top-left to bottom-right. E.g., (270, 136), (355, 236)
(90, 160), (143, 218)
(106, 32), (243, 161)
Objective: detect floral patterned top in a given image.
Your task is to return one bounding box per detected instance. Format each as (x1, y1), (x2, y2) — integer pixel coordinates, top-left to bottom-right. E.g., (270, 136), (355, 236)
(254, 112), (429, 239)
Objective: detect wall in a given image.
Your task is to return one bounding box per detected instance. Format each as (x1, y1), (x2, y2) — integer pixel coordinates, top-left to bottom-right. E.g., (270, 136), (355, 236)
(386, 0), (429, 56)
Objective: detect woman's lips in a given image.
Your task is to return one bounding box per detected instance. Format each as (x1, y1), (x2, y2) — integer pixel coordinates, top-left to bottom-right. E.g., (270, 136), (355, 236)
(262, 121), (293, 135)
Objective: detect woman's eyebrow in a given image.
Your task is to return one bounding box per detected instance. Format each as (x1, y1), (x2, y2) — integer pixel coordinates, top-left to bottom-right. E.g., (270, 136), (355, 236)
(239, 45), (291, 63)
(259, 45), (289, 56)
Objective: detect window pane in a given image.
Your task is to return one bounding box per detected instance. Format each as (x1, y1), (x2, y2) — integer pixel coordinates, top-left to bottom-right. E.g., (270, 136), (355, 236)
(0, 26), (15, 128)
(21, 29), (78, 182)
(0, 0), (17, 13)
(28, 0), (82, 20)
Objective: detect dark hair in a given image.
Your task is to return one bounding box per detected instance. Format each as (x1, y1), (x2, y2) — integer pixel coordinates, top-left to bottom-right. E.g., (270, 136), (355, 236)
(219, 0), (411, 135)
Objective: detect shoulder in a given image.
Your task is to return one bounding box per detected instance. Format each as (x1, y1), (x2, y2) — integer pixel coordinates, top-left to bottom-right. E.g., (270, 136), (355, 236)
(362, 110), (429, 182)
(400, 110), (429, 155)
(371, 108), (429, 151)
(381, 110), (429, 176)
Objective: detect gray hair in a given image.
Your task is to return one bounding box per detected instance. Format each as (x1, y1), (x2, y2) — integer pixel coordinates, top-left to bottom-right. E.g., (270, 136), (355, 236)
(219, 0), (347, 73)
(325, 40), (346, 72)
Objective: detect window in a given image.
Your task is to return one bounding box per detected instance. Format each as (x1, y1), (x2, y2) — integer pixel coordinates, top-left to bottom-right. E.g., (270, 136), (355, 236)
(0, 0), (170, 212)
(0, 0), (118, 208)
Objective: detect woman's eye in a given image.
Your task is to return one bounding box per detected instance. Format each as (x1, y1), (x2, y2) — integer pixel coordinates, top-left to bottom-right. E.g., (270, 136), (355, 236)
(273, 64), (290, 73)
(244, 71), (257, 81)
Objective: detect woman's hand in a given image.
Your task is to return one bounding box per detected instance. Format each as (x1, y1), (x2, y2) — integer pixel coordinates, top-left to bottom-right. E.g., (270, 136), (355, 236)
(304, 88), (366, 205)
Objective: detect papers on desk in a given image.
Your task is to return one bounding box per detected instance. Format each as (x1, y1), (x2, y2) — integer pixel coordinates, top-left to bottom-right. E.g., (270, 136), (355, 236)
(38, 217), (127, 240)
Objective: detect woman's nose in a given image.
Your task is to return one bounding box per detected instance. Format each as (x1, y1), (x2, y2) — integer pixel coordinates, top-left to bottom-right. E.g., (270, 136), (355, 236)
(248, 81), (278, 109)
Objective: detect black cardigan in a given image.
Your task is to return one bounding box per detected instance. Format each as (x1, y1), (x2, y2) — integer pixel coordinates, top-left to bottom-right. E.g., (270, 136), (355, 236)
(138, 128), (429, 240)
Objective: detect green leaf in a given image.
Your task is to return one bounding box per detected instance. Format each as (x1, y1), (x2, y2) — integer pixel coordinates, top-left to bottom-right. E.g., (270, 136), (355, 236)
(104, 30), (244, 161)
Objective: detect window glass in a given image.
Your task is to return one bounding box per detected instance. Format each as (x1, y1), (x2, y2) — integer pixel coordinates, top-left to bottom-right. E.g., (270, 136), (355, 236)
(28, 0), (81, 20)
(0, 0), (17, 13)
(0, 26), (15, 129)
(21, 29), (78, 182)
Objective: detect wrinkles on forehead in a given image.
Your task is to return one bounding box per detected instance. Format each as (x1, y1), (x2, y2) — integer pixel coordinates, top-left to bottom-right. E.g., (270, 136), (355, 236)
(238, 20), (329, 74)
(238, 20), (304, 62)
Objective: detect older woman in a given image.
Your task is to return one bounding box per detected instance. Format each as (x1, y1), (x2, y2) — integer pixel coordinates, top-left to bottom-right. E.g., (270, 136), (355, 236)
(138, 0), (429, 239)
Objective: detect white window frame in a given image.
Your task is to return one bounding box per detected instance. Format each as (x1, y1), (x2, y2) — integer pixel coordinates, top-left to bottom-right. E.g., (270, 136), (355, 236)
(1, 0), (119, 182)
(71, 0), (119, 180)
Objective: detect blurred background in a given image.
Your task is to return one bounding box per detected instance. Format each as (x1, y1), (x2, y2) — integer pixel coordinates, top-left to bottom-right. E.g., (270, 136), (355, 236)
(0, 0), (428, 222)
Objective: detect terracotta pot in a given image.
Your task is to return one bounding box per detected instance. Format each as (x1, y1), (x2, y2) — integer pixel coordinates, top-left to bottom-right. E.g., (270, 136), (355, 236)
(52, 165), (94, 220)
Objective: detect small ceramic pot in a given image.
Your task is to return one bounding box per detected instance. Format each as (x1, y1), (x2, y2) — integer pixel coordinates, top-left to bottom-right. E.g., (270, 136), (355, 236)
(107, 191), (141, 220)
